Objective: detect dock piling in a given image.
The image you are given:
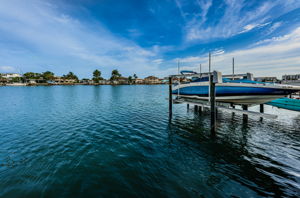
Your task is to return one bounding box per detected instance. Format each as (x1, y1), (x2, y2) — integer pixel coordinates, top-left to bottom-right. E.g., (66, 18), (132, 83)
(169, 77), (172, 116)
(260, 104), (264, 113)
(210, 73), (216, 136)
(242, 105), (248, 121)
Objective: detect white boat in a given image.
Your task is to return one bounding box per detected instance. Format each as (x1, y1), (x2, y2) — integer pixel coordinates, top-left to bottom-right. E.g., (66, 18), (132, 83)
(173, 77), (300, 105)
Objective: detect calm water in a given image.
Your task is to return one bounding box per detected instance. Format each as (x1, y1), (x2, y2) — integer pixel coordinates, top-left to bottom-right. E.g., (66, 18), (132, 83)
(0, 85), (299, 197)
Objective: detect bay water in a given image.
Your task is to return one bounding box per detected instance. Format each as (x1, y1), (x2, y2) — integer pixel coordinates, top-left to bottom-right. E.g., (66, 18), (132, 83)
(0, 85), (299, 197)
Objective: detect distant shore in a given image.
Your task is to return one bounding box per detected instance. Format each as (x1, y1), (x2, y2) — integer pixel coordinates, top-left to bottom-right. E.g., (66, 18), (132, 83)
(0, 82), (167, 86)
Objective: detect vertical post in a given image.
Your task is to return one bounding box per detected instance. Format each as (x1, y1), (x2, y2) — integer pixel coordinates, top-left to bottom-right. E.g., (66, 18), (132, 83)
(199, 105), (202, 113)
(260, 104), (264, 113)
(209, 52), (211, 73)
(210, 73), (216, 136)
(194, 105), (198, 112)
(187, 104), (189, 109)
(242, 105), (248, 121)
(200, 64), (202, 76)
(232, 57), (235, 80)
(177, 60), (180, 98)
(169, 77), (172, 115)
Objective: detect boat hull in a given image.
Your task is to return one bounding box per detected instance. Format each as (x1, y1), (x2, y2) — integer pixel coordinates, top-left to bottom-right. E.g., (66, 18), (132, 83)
(172, 82), (300, 105)
(266, 98), (300, 111)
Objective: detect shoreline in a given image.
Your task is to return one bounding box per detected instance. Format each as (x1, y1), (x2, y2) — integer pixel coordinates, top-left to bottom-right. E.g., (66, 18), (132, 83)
(0, 83), (167, 86)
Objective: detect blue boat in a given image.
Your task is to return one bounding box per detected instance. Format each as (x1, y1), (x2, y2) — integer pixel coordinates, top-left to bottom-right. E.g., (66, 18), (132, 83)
(266, 97), (300, 111)
(173, 77), (300, 105)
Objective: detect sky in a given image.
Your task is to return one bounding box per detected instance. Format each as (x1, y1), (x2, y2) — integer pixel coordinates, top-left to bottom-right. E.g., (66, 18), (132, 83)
(0, 0), (300, 79)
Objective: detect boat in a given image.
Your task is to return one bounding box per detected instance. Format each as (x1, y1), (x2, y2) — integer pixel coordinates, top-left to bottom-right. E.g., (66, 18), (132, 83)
(266, 97), (300, 111)
(172, 76), (300, 105)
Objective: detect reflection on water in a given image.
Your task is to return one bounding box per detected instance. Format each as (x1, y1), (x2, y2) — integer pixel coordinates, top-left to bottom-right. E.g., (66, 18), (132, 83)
(0, 85), (299, 197)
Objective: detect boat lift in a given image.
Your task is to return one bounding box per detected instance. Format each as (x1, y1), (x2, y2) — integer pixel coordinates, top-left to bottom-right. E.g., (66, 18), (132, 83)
(168, 70), (277, 136)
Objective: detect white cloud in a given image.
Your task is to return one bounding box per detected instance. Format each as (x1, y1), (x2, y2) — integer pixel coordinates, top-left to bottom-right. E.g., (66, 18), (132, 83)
(163, 27), (300, 78)
(0, 66), (16, 72)
(0, 0), (163, 78)
(185, 1), (300, 42)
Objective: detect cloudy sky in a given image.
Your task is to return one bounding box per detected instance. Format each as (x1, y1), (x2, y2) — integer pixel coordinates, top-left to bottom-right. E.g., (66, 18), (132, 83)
(0, 0), (300, 78)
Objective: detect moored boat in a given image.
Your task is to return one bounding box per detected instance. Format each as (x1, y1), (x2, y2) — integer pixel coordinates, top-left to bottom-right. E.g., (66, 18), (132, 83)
(172, 77), (300, 105)
(266, 97), (300, 111)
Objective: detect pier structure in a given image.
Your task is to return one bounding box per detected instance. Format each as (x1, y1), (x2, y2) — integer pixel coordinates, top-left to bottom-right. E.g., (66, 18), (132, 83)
(168, 71), (276, 136)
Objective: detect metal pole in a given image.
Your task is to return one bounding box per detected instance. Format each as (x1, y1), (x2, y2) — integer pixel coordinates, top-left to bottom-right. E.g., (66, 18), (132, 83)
(232, 57), (235, 80)
(209, 52), (211, 73)
(200, 63), (202, 77)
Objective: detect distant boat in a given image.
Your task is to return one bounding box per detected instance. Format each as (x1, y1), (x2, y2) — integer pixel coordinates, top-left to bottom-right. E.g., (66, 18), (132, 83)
(266, 97), (300, 111)
(6, 83), (27, 86)
(173, 77), (300, 105)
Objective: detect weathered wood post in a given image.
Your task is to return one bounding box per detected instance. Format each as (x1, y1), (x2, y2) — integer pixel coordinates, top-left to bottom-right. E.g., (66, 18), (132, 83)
(260, 104), (264, 113)
(210, 73), (216, 136)
(194, 105), (198, 112)
(169, 77), (172, 116)
(242, 105), (248, 121)
(210, 71), (222, 136)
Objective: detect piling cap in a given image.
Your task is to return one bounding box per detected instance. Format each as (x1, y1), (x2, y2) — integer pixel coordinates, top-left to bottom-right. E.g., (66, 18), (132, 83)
(213, 71), (223, 83)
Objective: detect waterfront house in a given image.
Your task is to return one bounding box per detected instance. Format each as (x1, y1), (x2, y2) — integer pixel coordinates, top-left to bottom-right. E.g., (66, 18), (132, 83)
(54, 77), (76, 84)
(282, 74), (300, 86)
(1, 73), (22, 79)
(133, 78), (144, 84)
(144, 76), (161, 84)
(111, 77), (128, 84)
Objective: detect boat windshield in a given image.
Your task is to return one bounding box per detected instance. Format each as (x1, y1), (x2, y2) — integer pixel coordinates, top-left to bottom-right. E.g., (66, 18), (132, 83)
(191, 77), (269, 84)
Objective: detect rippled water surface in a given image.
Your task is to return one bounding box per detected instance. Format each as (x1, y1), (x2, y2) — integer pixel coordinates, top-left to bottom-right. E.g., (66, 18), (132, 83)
(0, 85), (299, 197)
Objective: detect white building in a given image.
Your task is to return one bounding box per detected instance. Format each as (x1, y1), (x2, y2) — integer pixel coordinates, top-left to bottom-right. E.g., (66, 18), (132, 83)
(1, 73), (22, 78)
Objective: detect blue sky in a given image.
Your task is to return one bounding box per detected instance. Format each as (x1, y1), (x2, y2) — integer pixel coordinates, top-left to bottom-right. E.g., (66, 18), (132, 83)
(0, 0), (300, 78)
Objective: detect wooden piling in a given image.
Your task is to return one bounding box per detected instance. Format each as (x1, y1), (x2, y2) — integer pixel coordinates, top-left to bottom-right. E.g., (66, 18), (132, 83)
(242, 105), (248, 121)
(210, 74), (216, 136)
(169, 77), (172, 115)
(260, 104), (264, 113)
(194, 105), (198, 112)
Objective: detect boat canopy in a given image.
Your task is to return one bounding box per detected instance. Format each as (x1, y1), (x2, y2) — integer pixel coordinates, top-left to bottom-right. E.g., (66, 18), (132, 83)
(191, 77), (268, 84)
(180, 70), (197, 75)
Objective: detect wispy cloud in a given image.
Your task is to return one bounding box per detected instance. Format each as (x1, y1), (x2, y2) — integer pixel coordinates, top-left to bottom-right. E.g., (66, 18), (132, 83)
(184, 1), (300, 42)
(0, 66), (16, 73)
(162, 27), (300, 78)
(0, 0), (163, 77)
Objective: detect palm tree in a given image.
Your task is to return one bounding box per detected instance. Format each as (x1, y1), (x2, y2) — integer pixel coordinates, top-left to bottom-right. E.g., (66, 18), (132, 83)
(110, 69), (121, 81)
(128, 76), (133, 84)
(133, 74), (138, 79)
(64, 72), (79, 82)
(93, 69), (102, 83)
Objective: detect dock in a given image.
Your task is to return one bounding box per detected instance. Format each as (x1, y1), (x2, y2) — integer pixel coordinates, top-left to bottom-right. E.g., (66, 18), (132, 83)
(168, 70), (278, 136)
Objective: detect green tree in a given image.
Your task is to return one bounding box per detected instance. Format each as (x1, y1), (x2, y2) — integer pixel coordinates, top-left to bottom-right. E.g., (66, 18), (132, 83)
(23, 72), (42, 79)
(128, 76), (133, 84)
(110, 69), (121, 81)
(64, 72), (78, 80)
(42, 71), (55, 80)
(133, 74), (138, 79)
(93, 69), (102, 83)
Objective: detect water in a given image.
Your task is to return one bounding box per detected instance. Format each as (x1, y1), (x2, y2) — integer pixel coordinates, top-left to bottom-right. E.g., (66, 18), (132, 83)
(0, 85), (299, 197)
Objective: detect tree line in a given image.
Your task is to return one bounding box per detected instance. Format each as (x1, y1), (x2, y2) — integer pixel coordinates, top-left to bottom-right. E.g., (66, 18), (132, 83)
(15, 69), (138, 83)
